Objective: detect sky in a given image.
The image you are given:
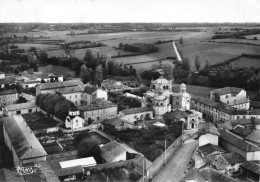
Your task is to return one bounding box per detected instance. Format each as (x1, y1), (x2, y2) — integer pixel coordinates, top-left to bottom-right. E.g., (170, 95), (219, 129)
(0, 0), (260, 23)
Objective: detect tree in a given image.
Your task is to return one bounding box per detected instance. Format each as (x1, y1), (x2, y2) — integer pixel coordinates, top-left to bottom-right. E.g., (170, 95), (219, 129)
(179, 37), (183, 44)
(162, 62), (174, 80)
(80, 64), (90, 83)
(77, 138), (101, 162)
(194, 54), (201, 71)
(204, 59), (210, 70)
(94, 64), (103, 86)
(181, 57), (190, 71)
(16, 96), (27, 104)
(136, 74), (142, 85)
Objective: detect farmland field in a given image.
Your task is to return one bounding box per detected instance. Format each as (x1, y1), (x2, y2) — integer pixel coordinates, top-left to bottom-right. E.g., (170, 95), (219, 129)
(231, 56), (260, 68)
(212, 38), (260, 45)
(15, 43), (59, 50)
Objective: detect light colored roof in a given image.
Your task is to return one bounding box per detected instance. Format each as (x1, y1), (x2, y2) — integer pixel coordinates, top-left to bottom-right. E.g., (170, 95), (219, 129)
(213, 87), (243, 96)
(153, 93), (167, 100)
(100, 141), (127, 162)
(1, 115), (47, 160)
(79, 98), (117, 111)
(5, 102), (38, 111)
(152, 122), (166, 127)
(38, 80), (84, 90)
(120, 107), (153, 115)
(198, 122), (220, 136)
(246, 129), (260, 144)
(59, 157), (96, 169)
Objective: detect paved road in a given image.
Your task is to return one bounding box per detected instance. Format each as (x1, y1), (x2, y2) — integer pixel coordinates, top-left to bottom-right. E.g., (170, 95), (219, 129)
(152, 140), (198, 182)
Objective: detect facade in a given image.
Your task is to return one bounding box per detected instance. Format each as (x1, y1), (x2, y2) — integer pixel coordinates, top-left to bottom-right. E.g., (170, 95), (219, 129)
(20, 80), (40, 89)
(0, 89), (18, 107)
(198, 122), (220, 146)
(83, 85), (108, 106)
(119, 107), (154, 123)
(58, 85), (84, 106)
(2, 115), (47, 166)
(79, 98), (118, 124)
(209, 87), (250, 110)
(4, 102), (40, 116)
(65, 110), (85, 129)
(142, 76), (191, 119)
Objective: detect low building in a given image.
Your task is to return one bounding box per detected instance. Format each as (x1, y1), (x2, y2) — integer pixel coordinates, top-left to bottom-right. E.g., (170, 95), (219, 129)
(2, 115), (47, 166)
(100, 141), (127, 163)
(0, 89), (18, 107)
(4, 102), (40, 116)
(57, 85), (84, 106)
(79, 98), (117, 124)
(219, 129), (260, 161)
(20, 80), (40, 89)
(241, 161), (260, 182)
(164, 109), (199, 130)
(119, 107), (154, 123)
(65, 110), (84, 129)
(83, 85), (108, 106)
(198, 122), (220, 146)
(101, 79), (132, 92)
(199, 143), (226, 158)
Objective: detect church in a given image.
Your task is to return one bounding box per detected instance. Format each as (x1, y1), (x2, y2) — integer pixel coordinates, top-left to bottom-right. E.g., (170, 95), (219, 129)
(141, 76), (199, 130)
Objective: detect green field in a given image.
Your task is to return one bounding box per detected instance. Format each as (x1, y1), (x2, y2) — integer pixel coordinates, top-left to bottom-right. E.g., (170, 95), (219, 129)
(212, 38), (260, 45)
(231, 56), (260, 68)
(15, 43), (59, 50)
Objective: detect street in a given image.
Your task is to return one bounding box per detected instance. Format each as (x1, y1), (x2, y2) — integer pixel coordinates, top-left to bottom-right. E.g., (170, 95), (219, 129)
(152, 140), (198, 182)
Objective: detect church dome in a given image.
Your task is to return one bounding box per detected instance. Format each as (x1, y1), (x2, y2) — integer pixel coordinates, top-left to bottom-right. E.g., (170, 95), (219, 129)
(153, 76), (169, 84)
(154, 93), (166, 101)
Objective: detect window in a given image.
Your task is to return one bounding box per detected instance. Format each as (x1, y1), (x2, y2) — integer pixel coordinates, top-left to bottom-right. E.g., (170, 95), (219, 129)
(75, 95), (77, 98)
(75, 101), (77, 105)
(243, 116), (246, 119)
(28, 109), (32, 113)
(176, 102), (179, 105)
(70, 96), (71, 99)
(237, 116), (239, 119)
(97, 117), (100, 120)
(17, 110), (21, 115)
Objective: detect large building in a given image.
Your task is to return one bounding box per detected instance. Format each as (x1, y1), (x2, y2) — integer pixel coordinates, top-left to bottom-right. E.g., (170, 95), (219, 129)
(142, 76), (191, 119)
(2, 115), (47, 166)
(0, 89), (18, 107)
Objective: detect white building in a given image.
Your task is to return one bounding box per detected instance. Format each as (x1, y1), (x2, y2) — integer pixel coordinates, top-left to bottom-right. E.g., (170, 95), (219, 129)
(198, 122), (220, 147)
(2, 115), (47, 166)
(83, 85), (108, 106)
(65, 110), (85, 129)
(119, 107), (154, 123)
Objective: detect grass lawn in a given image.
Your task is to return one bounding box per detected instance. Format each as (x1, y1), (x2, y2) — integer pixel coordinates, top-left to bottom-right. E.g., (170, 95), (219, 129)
(231, 56), (260, 68)
(105, 123), (182, 161)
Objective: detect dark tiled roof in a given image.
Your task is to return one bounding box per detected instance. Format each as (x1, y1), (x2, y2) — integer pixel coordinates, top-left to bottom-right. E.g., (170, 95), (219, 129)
(246, 129), (260, 144)
(208, 153), (244, 170)
(221, 153), (245, 165)
(220, 108), (260, 115)
(198, 122), (220, 136)
(213, 87), (243, 96)
(232, 125), (252, 137)
(0, 77), (16, 85)
(84, 86), (98, 94)
(199, 167), (237, 182)
(121, 107), (153, 115)
(79, 98), (117, 111)
(0, 168), (25, 182)
(1, 115), (47, 160)
(163, 109), (193, 120)
(241, 161), (260, 175)
(57, 85), (84, 94)
(185, 168), (206, 182)
(100, 141), (127, 162)
(199, 143), (226, 157)
(0, 89), (17, 96)
(219, 129), (260, 152)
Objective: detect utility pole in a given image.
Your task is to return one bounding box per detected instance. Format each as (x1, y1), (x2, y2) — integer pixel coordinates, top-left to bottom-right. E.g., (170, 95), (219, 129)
(164, 139), (166, 165)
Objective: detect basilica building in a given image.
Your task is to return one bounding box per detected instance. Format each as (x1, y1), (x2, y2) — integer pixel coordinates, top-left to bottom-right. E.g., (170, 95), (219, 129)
(142, 76), (191, 119)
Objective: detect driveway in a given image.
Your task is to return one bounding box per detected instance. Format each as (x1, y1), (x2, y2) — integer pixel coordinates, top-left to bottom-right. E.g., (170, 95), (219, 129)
(152, 140), (198, 182)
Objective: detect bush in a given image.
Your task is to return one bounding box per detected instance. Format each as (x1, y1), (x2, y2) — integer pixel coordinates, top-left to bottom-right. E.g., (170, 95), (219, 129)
(129, 172), (141, 181)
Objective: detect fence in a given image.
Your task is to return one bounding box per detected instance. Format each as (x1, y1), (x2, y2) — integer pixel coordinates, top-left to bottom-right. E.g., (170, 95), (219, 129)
(146, 136), (183, 180)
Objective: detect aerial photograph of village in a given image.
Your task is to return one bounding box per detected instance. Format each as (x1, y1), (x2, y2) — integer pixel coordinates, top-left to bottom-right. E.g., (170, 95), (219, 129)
(0, 0), (259, 181)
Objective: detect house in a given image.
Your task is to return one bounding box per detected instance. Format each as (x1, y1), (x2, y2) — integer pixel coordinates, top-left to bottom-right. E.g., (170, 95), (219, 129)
(198, 122), (220, 146)
(246, 129), (260, 146)
(4, 102), (40, 116)
(0, 89), (18, 107)
(209, 87), (250, 110)
(164, 109), (199, 130)
(207, 152), (244, 175)
(218, 129), (260, 161)
(36, 80), (84, 96)
(1, 115), (47, 166)
(232, 125), (252, 138)
(199, 143), (226, 158)
(79, 98), (117, 124)
(241, 161), (260, 182)
(65, 109), (84, 129)
(20, 80), (40, 89)
(119, 107), (154, 123)
(100, 141), (127, 163)
(0, 74), (16, 89)
(57, 85), (84, 106)
(32, 72), (63, 83)
(83, 85), (108, 106)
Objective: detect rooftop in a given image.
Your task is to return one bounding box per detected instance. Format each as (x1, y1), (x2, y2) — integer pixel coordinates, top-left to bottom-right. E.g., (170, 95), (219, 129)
(232, 125), (252, 137)
(120, 107), (153, 115)
(198, 122), (220, 136)
(84, 85), (98, 95)
(246, 129), (260, 145)
(38, 80), (84, 90)
(199, 166), (237, 182)
(213, 87), (243, 96)
(163, 109), (194, 120)
(100, 141), (127, 162)
(59, 157), (96, 168)
(1, 115), (47, 160)
(199, 143), (226, 157)
(192, 95), (223, 109)
(0, 77), (16, 85)
(57, 85), (84, 94)
(219, 129), (260, 152)
(5, 102), (38, 111)
(241, 161), (260, 175)
(79, 98), (117, 111)
(185, 168), (206, 182)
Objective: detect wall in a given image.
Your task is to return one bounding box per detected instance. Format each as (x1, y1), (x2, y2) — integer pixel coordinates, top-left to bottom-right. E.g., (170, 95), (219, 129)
(146, 136), (183, 179)
(112, 152), (126, 163)
(63, 92), (82, 106)
(65, 116), (84, 129)
(219, 138), (247, 159)
(120, 111), (153, 123)
(82, 106), (118, 123)
(199, 133), (218, 147)
(247, 151), (260, 161)
(6, 107), (40, 116)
